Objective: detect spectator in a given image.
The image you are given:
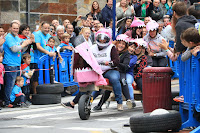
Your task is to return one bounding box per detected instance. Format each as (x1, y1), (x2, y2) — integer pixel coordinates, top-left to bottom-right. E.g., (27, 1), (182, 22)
(97, 23), (104, 32)
(150, 0), (163, 21)
(74, 27), (93, 47)
(10, 76), (29, 108)
(172, 2), (197, 53)
(93, 20), (100, 32)
(65, 24), (76, 46)
(125, 17), (145, 39)
(115, 34), (134, 109)
(0, 26), (5, 36)
(0, 26), (5, 52)
(52, 19), (59, 29)
(160, 18), (175, 42)
(187, 5), (200, 31)
(71, 15), (82, 30)
(11, 20), (21, 26)
(163, 17), (170, 28)
(101, 0), (113, 27)
(134, 0), (152, 18)
(144, 17), (151, 25)
(159, 0), (169, 15)
(176, 0), (191, 7)
(53, 25), (65, 48)
(49, 24), (56, 36)
(181, 27), (200, 61)
(88, 1), (102, 21)
(132, 39), (148, 92)
(57, 33), (73, 53)
(21, 53), (34, 104)
(34, 22), (55, 70)
(74, 17), (90, 36)
(18, 24), (38, 95)
(3, 22), (31, 108)
(116, 0), (134, 23)
(142, 26), (147, 38)
(118, 17), (133, 34)
(144, 20), (167, 67)
(126, 39), (137, 107)
(157, 20), (164, 34)
(0, 52), (4, 110)
(86, 13), (94, 29)
(45, 37), (62, 63)
(63, 19), (71, 29)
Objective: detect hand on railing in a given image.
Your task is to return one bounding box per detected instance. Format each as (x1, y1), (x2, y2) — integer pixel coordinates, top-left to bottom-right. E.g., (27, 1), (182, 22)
(191, 46), (200, 57)
(48, 52), (56, 57)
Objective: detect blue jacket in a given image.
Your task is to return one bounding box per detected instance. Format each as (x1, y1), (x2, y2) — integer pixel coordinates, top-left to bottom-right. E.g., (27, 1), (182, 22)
(100, 4), (113, 27)
(127, 54), (137, 76)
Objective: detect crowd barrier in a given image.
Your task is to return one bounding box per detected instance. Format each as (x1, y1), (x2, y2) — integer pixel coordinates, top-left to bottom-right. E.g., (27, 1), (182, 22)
(178, 53), (200, 131)
(38, 51), (79, 96)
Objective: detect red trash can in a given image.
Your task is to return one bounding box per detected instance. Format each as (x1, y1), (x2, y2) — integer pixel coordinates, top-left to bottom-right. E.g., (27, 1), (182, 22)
(142, 67), (172, 113)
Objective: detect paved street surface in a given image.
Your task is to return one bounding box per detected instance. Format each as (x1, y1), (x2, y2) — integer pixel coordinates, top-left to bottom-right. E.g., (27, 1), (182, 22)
(0, 79), (181, 133)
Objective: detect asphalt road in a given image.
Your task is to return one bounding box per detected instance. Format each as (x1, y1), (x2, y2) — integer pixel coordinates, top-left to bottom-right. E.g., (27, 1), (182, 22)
(0, 97), (144, 133)
(0, 79), (179, 133)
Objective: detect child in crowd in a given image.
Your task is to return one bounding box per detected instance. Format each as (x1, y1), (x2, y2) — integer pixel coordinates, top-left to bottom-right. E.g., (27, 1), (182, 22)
(126, 39), (138, 107)
(10, 76), (29, 108)
(181, 27), (200, 61)
(57, 33), (73, 53)
(0, 52), (4, 110)
(21, 53), (34, 104)
(45, 37), (62, 61)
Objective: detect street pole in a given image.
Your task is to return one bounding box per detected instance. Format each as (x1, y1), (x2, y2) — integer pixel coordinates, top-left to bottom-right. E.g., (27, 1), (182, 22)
(112, 0), (116, 40)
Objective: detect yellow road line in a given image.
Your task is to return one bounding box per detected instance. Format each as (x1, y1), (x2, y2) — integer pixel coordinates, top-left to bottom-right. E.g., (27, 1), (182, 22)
(90, 131), (103, 133)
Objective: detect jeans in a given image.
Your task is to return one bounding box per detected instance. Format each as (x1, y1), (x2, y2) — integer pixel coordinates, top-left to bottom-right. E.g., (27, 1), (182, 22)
(22, 85), (30, 101)
(4, 65), (20, 105)
(120, 73), (130, 100)
(11, 95), (25, 105)
(126, 73), (134, 100)
(91, 89), (102, 100)
(104, 70), (122, 104)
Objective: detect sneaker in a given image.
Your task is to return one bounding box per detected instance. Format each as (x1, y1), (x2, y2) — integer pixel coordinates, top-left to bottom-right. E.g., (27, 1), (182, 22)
(132, 101), (136, 108)
(20, 103), (29, 108)
(173, 95), (184, 102)
(92, 105), (102, 112)
(61, 102), (74, 109)
(25, 101), (31, 106)
(126, 100), (133, 109)
(5, 104), (14, 108)
(117, 104), (123, 111)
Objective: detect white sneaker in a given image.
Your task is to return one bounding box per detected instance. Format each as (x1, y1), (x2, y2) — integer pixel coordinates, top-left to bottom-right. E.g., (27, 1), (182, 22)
(117, 104), (123, 111)
(126, 100), (133, 109)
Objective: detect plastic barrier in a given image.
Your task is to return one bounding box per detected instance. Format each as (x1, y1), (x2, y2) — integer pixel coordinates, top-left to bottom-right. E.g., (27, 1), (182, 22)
(38, 51), (79, 96)
(178, 53), (200, 130)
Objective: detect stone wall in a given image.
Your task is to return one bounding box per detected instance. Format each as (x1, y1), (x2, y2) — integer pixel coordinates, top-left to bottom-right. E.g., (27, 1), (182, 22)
(0, 0), (121, 32)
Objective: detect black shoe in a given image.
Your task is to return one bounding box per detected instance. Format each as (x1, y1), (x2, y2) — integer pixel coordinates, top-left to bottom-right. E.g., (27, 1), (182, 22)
(61, 102), (74, 109)
(132, 101), (136, 108)
(92, 105), (102, 112)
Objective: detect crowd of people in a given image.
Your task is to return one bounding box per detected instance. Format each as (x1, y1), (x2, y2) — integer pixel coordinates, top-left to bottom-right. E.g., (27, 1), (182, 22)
(0, 0), (199, 111)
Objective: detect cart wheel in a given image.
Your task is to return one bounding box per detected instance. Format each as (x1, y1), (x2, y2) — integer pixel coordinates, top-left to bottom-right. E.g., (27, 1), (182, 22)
(78, 94), (91, 120)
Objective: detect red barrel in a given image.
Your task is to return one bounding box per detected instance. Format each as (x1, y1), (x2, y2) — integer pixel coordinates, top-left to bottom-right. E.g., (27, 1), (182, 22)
(142, 67), (172, 113)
